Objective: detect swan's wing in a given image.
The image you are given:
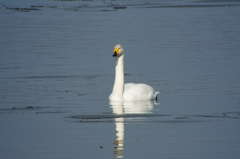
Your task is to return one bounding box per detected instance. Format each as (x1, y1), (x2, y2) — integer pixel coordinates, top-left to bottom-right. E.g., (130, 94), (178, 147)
(124, 83), (157, 101)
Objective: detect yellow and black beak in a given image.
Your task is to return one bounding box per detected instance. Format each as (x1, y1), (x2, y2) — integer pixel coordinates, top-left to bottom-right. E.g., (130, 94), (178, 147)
(113, 48), (120, 57)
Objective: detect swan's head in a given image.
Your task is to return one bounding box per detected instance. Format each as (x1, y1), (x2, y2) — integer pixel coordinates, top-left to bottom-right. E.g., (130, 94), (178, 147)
(113, 44), (124, 57)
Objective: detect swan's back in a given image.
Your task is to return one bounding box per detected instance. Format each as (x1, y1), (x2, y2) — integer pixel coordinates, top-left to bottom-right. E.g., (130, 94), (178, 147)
(123, 83), (158, 101)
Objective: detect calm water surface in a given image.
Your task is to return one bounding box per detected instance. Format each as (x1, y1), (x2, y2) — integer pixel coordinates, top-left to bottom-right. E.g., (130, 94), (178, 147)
(0, 0), (240, 159)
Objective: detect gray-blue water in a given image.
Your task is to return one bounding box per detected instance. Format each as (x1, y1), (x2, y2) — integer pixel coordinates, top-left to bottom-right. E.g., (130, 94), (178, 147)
(0, 0), (240, 158)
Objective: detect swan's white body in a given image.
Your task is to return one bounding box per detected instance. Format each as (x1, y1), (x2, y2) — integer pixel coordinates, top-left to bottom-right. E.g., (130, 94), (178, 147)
(110, 82), (158, 101)
(109, 45), (159, 102)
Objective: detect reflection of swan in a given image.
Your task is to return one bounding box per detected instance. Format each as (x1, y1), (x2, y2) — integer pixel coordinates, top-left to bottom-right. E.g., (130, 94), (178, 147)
(110, 100), (157, 158)
(110, 100), (156, 114)
(109, 44), (159, 101)
(111, 101), (125, 159)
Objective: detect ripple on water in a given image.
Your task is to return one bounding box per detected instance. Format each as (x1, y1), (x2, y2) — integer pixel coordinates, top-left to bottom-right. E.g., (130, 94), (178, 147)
(0, 106), (68, 115)
(0, 74), (102, 80)
(1, 0), (240, 13)
(68, 111), (240, 123)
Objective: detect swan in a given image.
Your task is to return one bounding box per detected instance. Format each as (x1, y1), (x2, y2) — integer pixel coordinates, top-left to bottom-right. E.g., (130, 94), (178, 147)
(109, 44), (159, 101)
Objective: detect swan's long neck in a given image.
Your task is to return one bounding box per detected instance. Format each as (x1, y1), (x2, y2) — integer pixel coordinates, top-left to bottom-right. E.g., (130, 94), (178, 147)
(112, 55), (125, 99)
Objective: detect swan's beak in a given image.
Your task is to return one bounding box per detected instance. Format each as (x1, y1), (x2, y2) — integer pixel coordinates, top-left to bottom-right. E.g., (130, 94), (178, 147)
(113, 51), (118, 57)
(113, 48), (120, 57)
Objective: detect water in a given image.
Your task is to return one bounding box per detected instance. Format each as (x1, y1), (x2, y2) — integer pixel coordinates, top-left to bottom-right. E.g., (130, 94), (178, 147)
(0, 0), (240, 158)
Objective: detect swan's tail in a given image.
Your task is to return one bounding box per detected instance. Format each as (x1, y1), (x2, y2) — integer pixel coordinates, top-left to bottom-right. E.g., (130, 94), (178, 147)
(154, 91), (160, 101)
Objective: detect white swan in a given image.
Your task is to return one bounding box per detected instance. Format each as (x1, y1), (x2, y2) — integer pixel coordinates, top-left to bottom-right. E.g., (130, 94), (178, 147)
(109, 44), (159, 101)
